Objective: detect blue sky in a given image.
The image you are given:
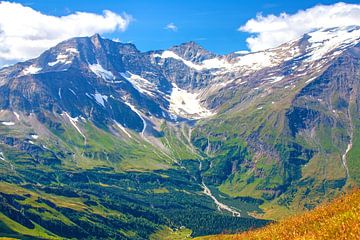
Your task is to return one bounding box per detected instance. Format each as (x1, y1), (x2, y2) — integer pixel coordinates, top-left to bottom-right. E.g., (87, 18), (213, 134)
(4, 0), (360, 55)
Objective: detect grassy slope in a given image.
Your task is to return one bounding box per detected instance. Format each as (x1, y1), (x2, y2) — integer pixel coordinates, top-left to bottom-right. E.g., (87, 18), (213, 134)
(192, 72), (353, 217)
(150, 227), (192, 240)
(3, 111), (204, 173)
(1, 110), (274, 238)
(347, 104), (360, 185)
(0, 113), (204, 239)
(55, 119), (174, 171)
(57, 115), (205, 172)
(0, 177), (165, 239)
(197, 189), (360, 240)
(0, 212), (59, 240)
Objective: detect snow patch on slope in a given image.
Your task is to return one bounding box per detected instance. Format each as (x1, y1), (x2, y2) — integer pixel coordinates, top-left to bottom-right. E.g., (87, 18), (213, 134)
(48, 48), (79, 66)
(69, 89), (76, 96)
(202, 58), (232, 69)
(123, 101), (147, 137)
(23, 65), (42, 75)
(154, 51), (231, 71)
(154, 51), (204, 70)
(114, 121), (132, 138)
(13, 112), (20, 121)
(120, 71), (156, 96)
(1, 121), (15, 126)
(30, 134), (39, 139)
(89, 63), (115, 80)
(306, 26), (360, 62)
(62, 112), (87, 144)
(269, 76), (284, 84)
(153, 48), (291, 74)
(92, 91), (108, 108)
(233, 50), (279, 71)
(169, 83), (214, 119)
(48, 55), (71, 66)
(65, 48), (79, 54)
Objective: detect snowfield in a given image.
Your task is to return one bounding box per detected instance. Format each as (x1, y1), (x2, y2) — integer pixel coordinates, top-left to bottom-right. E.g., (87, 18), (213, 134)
(169, 83), (214, 119)
(23, 65), (42, 75)
(89, 63), (115, 80)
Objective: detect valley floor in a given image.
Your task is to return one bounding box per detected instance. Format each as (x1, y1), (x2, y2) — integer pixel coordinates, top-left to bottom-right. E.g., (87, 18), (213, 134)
(197, 189), (360, 240)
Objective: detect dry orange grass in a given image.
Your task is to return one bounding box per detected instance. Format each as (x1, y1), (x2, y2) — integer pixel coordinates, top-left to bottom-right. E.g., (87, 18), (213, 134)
(199, 189), (360, 240)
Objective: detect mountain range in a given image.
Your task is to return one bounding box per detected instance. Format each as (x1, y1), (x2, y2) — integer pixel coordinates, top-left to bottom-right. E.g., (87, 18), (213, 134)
(0, 25), (360, 239)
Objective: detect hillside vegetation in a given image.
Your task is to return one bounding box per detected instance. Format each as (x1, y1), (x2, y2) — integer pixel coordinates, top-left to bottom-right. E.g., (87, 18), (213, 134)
(198, 189), (360, 240)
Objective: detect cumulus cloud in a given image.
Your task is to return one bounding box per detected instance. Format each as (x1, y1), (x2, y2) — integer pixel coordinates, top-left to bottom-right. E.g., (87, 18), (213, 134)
(0, 1), (132, 67)
(239, 2), (360, 52)
(165, 22), (178, 32)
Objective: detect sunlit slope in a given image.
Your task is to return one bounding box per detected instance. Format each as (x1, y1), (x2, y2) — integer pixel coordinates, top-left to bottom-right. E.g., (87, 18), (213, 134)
(198, 189), (360, 240)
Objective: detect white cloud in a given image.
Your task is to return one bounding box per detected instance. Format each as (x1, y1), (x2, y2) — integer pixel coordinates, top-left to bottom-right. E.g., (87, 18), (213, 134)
(165, 22), (178, 32)
(239, 2), (360, 52)
(0, 1), (132, 67)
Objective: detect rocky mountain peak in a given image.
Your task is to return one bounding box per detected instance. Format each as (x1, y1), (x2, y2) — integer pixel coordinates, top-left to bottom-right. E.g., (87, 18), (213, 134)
(170, 41), (216, 63)
(91, 33), (102, 40)
(90, 33), (104, 49)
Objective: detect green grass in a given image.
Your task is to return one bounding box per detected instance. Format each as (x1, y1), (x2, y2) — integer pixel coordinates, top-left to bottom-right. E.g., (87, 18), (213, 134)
(219, 172), (265, 199)
(199, 189), (360, 240)
(49, 117), (174, 171)
(150, 227), (192, 240)
(348, 119), (360, 185)
(152, 187), (170, 194)
(0, 213), (59, 240)
(161, 122), (201, 161)
(191, 74), (355, 217)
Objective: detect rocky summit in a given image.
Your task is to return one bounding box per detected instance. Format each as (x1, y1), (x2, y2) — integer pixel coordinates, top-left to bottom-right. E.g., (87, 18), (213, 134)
(0, 25), (360, 239)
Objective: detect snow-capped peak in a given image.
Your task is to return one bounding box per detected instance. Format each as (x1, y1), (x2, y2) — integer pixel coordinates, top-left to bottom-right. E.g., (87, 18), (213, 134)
(304, 26), (360, 62)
